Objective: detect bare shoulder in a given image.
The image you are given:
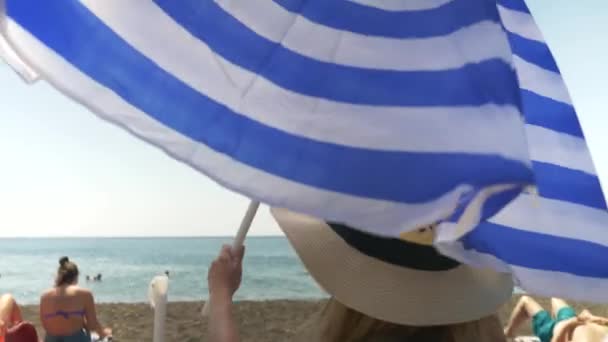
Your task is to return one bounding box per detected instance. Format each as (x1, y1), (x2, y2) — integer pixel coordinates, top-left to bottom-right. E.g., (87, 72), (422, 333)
(40, 288), (55, 298)
(74, 286), (93, 297)
(74, 286), (91, 294)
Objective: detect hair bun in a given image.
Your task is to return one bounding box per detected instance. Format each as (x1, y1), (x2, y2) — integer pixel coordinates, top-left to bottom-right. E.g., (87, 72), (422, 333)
(59, 256), (69, 266)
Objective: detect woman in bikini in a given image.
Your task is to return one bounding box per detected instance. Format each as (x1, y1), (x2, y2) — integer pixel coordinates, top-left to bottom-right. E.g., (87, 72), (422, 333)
(40, 257), (112, 342)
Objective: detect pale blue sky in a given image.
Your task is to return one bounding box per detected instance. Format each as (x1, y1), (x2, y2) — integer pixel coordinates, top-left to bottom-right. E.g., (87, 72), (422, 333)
(0, 1), (606, 237)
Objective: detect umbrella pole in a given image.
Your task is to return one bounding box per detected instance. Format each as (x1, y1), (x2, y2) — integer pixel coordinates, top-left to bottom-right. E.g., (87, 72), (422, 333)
(231, 200), (260, 249)
(202, 200), (260, 317)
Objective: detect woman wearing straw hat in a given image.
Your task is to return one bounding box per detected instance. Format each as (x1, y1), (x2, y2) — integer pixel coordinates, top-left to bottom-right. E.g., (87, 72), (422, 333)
(207, 208), (512, 341)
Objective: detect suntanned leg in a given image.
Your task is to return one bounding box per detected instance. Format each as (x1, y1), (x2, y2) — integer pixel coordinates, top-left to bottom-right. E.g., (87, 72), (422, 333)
(1, 294), (15, 335)
(11, 300), (22, 324)
(504, 296), (544, 338)
(551, 298), (571, 318)
(0, 294), (22, 327)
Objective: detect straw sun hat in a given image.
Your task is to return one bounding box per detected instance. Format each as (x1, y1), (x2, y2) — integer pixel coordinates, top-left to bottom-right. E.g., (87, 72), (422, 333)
(271, 208), (513, 326)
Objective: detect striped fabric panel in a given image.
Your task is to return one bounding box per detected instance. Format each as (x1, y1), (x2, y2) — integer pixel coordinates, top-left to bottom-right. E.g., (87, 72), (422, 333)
(437, 0), (608, 302)
(0, 0), (534, 237)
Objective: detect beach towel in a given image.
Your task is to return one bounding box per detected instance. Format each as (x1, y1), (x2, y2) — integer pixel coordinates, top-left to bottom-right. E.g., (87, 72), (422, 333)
(6, 322), (38, 342)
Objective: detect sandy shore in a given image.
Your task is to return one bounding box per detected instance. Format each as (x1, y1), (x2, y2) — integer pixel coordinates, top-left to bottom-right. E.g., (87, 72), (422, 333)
(19, 296), (608, 341)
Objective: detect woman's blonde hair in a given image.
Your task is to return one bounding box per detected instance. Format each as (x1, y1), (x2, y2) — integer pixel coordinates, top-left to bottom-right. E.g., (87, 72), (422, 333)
(300, 298), (506, 342)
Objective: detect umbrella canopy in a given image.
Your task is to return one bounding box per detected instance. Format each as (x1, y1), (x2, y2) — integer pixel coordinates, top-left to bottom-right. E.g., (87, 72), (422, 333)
(1, 0), (606, 302)
(0, 0), (533, 237)
(436, 0), (608, 302)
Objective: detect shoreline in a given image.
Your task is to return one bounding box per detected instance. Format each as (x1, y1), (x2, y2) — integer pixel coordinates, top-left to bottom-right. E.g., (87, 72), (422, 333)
(19, 296), (608, 341)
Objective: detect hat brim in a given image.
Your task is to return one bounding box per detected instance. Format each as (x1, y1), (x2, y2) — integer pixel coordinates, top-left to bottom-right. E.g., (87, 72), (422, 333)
(271, 207), (513, 326)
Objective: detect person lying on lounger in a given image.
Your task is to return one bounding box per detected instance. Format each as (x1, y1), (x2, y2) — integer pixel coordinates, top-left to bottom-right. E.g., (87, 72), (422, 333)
(0, 294), (23, 337)
(504, 296), (608, 342)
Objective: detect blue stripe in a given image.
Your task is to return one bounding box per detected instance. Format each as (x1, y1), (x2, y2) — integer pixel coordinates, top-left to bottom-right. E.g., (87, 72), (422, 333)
(522, 90), (584, 137)
(152, 0), (520, 107)
(463, 222), (608, 278)
(507, 32), (559, 73)
(272, 0), (501, 38)
(498, 0), (531, 13)
(7, 0), (534, 203)
(533, 161), (607, 210)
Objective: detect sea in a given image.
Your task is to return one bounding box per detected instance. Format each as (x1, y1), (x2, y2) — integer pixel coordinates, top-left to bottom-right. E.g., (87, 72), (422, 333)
(0, 237), (326, 305)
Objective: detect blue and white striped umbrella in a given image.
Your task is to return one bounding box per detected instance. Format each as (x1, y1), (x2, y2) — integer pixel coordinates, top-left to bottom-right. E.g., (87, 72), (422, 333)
(0, 0), (605, 301)
(0, 0), (533, 235)
(437, 0), (608, 302)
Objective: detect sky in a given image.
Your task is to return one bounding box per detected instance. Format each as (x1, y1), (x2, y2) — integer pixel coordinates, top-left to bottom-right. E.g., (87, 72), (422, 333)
(0, 1), (606, 237)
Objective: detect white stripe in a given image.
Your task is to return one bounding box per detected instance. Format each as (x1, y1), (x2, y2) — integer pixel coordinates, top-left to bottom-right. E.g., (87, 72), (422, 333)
(216, 0), (512, 71)
(497, 5), (544, 42)
(4, 19), (483, 237)
(347, 0), (453, 11)
(75, 0), (530, 162)
(514, 56), (572, 104)
(490, 194), (608, 246)
(0, 0), (38, 81)
(435, 237), (512, 272)
(526, 125), (597, 175)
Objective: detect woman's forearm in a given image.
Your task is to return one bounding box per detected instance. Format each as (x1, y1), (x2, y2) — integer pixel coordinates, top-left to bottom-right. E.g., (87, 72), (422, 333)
(208, 294), (240, 342)
(86, 319), (107, 337)
(91, 322), (103, 336)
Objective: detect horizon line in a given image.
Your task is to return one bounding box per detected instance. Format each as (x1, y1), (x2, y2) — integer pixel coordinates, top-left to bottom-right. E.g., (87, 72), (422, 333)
(0, 234), (284, 239)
